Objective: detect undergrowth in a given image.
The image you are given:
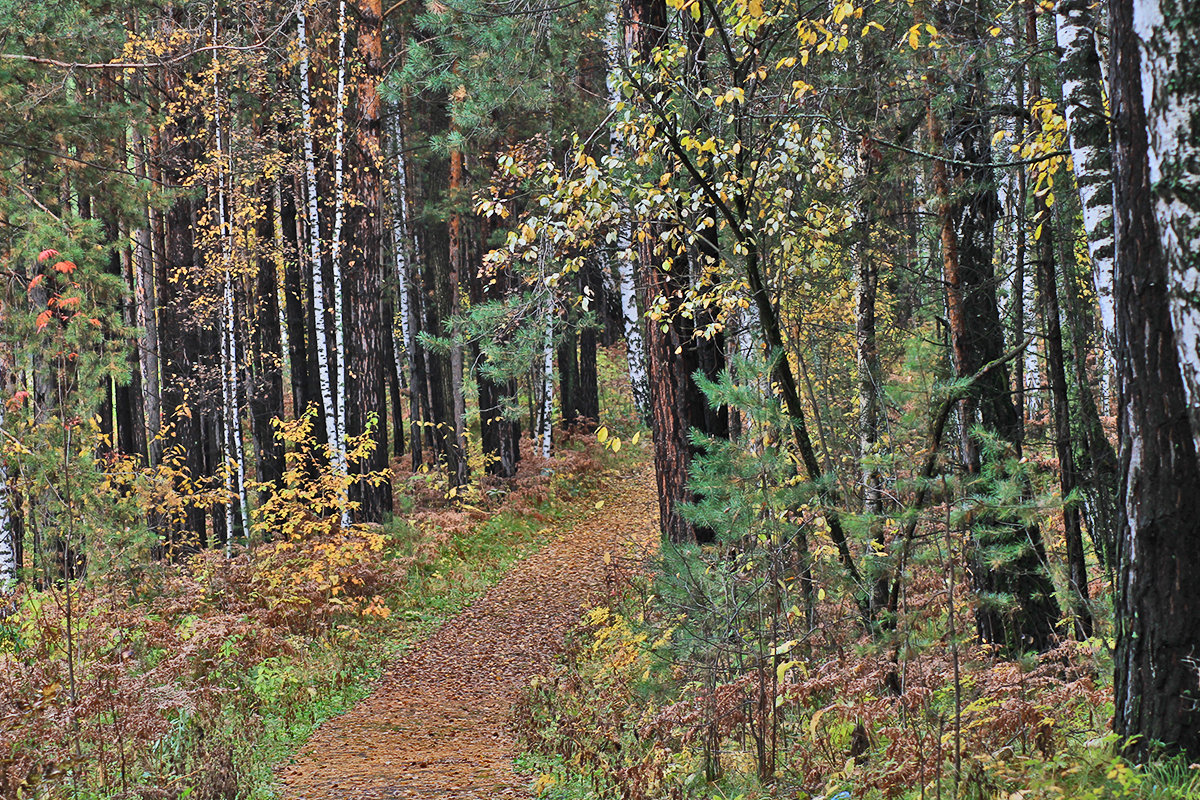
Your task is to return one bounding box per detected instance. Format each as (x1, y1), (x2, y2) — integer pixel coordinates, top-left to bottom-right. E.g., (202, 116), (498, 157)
(516, 577), (1200, 800)
(513, 358), (1199, 800)
(0, 434), (622, 800)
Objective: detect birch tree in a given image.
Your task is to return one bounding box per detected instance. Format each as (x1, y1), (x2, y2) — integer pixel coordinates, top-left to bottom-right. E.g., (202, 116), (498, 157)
(1133, 0), (1200, 442)
(0, 362), (14, 588)
(1055, 0), (1116, 347)
(1111, 0), (1200, 759)
(604, 7), (649, 418)
(330, 0), (349, 476)
(297, 2), (344, 476)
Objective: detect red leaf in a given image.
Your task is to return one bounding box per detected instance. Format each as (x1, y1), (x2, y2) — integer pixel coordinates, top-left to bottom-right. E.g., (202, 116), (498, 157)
(88, 318), (102, 327)
(35, 309), (53, 331)
(7, 390), (29, 411)
(37, 249), (59, 264)
(52, 260), (76, 274)
(27, 274), (44, 291)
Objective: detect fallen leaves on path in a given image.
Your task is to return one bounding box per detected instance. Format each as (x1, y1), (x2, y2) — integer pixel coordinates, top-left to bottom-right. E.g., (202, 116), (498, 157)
(278, 463), (659, 799)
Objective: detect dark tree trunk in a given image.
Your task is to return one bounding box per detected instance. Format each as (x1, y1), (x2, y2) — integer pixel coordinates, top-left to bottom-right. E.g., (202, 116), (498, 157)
(346, 0), (392, 522)
(928, 58), (1059, 653)
(626, 0), (726, 545)
(204, 408), (223, 551)
(1056, 219), (1119, 570)
(558, 326), (579, 428)
(406, 257), (429, 470)
(252, 183), (285, 494)
(282, 174), (312, 422)
(107, 226), (143, 459)
(1028, 9), (1091, 639)
(419, 201), (466, 484)
(1110, 0), (1200, 760)
(466, 224), (522, 479)
(1034, 210), (1093, 639)
(159, 126), (206, 547)
(642, 250), (699, 543)
(385, 298), (406, 459)
(575, 258), (601, 431)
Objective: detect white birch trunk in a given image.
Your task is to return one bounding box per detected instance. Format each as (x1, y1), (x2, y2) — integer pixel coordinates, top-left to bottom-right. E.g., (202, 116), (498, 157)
(131, 124), (160, 466)
(388, 112), (413, 364)
(298, 3), (344, 475)
(605, 7), (649, 416)
(0, 371), (15, 588)
(273, 180), (291, 363)
(1023, 259), (1042, 416)
(541, 290), (555, 460)
(1134, 0), (1200, 441)
(331, 0), (349, 480)
(212, 15), (249, 553)
(1054, 0), (1117, 354)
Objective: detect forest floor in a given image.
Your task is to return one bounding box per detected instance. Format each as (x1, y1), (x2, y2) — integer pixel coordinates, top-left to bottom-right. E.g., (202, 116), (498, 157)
(276, 461), (659, 800)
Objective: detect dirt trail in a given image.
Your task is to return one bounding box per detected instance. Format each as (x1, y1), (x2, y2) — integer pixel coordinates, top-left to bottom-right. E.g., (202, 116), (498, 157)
(278, 463), (658, 799)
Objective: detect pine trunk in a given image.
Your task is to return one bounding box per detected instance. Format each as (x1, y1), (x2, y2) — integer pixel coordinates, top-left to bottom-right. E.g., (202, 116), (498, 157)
(347, 0), (392, 521)
(928, 75), (1060, 652)
(252, 183), (286, 493)
(281, 175), (312, 421)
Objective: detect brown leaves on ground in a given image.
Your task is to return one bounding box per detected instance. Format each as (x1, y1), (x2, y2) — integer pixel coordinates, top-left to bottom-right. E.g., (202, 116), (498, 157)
(278, 462), (659, 800)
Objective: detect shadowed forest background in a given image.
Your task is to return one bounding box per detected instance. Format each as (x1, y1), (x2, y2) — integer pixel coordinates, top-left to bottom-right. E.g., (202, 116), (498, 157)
(2, 0), (1200, 796)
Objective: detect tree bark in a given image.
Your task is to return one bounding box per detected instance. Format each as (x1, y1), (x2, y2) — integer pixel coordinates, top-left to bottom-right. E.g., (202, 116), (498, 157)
(1111, 0), (1200, 760)
(281, 174), (312, 422)
(605, 5), (649, 418)
(346, 0), (392, 521)
(575, 259), (601, 431)
(627, 0), (730, 544)
(0, 362), (15, 587)
(1029, 7), (1092, 638)
(1133, 0), (1200, 444)
(298, 3), (343, 473)
(1055, 0), (1117, 348)
(928, 65), (1060, 652)
(252, 183), (285, 494)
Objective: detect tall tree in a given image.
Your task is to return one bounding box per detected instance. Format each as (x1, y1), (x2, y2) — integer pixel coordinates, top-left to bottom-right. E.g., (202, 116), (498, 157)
(1111, 0), (1200, 760)
(1134, 0), (1200, 443)
(1055, 0), (1116, 349)
(345, 0), (392, 520)
(927, 2), (1060, 651)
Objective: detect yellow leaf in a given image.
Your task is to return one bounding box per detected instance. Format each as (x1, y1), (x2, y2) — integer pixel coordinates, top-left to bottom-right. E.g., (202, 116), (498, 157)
(596, 425), (609, 443)
(631, 431), (641, 445)
(532, 774), (557, 795)
(748, 0), (763, 17)
(612, 438), (622, 452)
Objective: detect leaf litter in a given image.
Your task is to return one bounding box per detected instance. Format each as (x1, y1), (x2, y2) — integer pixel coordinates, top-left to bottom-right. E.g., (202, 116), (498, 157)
(278, 463), (659, 799)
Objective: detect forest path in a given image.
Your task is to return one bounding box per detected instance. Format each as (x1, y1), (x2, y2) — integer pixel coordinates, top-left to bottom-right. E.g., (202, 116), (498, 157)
(277, 461), (658, 800)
